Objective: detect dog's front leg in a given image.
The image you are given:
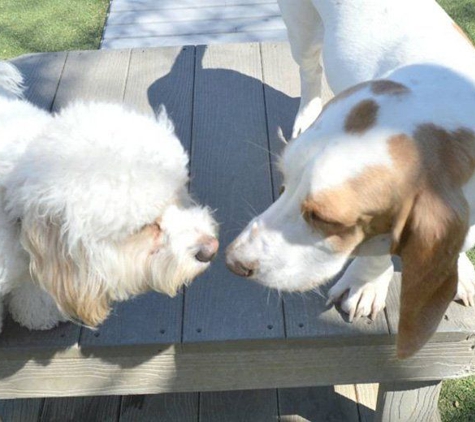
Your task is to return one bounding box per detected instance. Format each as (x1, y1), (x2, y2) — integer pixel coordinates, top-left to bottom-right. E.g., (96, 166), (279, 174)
(455, 252), (475, 307)
(278, 0), (324, 138)
(8, 279), (67, 330)
(327, 255), (394, 321)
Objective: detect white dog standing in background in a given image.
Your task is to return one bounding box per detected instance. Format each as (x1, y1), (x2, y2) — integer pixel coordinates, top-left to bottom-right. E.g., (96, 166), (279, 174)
(227, 0), (475, 357)
(0, 61), (218, 331)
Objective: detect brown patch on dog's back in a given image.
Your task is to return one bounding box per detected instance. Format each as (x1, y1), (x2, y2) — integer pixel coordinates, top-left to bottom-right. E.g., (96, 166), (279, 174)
(371, 80), (411, 96)
(344, 99), (379, 134)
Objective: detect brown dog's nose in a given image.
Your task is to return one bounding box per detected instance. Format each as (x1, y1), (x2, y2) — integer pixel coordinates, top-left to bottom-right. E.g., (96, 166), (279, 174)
(226, 258), (258, 278)
(195, 236), (219, 263)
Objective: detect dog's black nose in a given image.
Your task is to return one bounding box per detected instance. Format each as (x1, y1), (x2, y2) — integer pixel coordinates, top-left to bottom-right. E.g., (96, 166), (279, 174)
(195, 236), (219, 263)
(226, 258), (258, 278)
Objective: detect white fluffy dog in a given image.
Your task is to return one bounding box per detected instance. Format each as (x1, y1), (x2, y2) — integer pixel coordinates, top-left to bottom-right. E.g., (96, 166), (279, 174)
(0, 61), (218, 331)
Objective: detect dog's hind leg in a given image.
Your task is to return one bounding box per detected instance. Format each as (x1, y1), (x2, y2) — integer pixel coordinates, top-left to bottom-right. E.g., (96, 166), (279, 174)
(278, 0), (324, 138)
(8, 279), (67, 330)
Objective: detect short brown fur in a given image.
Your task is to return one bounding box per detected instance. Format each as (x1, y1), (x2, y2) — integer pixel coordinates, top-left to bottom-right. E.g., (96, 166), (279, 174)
(344, 99), (379, 134)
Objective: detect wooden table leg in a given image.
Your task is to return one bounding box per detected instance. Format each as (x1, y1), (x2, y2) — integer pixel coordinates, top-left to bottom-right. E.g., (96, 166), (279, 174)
(374, 381), (442, 422)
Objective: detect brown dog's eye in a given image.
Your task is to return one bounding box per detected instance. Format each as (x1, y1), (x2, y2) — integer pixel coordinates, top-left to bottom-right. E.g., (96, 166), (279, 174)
(303, 210), (348, 234)
(279, 185), (285, 196)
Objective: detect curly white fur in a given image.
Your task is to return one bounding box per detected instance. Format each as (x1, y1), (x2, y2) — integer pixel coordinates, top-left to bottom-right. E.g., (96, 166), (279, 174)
(0, 62), (218, 330)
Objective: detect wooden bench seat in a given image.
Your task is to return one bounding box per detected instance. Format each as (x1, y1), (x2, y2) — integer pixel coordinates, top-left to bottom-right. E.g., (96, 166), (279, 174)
(2, 43), (475, 420)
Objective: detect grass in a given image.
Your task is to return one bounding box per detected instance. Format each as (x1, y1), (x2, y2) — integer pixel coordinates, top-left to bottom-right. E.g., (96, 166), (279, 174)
(0, 0), (109, 60)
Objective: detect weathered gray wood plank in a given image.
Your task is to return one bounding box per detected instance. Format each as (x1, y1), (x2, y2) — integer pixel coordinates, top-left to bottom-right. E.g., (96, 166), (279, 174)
(183, 43), (285, 342)
(124, 46), (195, 145)
(52, 49), (131, 110)
(107, 4), (281, 25)
(200, 389), (277, 421)
(355, 384), (378, 422)
(10, 52), (67, 111)
(120, 393), (198, 421)
(40, 396), (121, 422)
(103, 16), (285, 40)
(109, 0), (276, 13)
(374, 381), (442, 422)
(2, 52), (80, 353)
(260, 43), (389, 339)
(81, 46), (195, 348)
(0, 398), (43, 422)
(278, 386), (359, 421)
(102, 30), (288, 49)
(384, 274), (475, 337)
(0, 337), (473, 398)
(80, 293), (183, 347)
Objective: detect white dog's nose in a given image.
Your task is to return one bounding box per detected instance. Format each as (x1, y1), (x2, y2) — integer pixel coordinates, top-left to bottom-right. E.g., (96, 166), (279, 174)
(195, 236), (219, 263)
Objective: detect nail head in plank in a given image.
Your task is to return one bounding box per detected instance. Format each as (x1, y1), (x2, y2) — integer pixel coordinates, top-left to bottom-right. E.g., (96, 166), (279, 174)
(200, 389), (278, 422)
(120, 393), (199, 422)
(80, 293), (183, 347)
(183, 43), (284, 342)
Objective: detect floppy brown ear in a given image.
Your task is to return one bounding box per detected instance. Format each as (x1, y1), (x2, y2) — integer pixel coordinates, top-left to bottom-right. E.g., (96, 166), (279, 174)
(392, 188), (468, 358)
(20, 218), (111, 327)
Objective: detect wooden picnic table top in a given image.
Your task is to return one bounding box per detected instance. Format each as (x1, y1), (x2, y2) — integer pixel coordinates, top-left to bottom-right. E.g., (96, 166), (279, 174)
(1, 43), (474, 399)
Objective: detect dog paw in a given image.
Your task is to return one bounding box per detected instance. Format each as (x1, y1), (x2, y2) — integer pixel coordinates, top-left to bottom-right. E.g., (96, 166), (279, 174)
(455, 254), (475, 307)
(326, 266), (392, 321)
(8, 283), (67, 330)
(292, 98), (322, 139)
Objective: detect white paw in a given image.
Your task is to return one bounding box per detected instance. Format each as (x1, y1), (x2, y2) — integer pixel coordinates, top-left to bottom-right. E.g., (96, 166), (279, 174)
(8, 283), (67, 330)
(327, 266), (392, 321)
(292, 97), (322, 139)
(455, 254), (475, 307)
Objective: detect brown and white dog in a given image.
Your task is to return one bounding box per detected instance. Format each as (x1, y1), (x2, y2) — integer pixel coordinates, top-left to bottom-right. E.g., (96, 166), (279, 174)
(226, 0), (475, 357)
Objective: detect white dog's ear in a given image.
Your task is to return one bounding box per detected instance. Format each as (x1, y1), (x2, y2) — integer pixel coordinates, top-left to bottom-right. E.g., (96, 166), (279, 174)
(391, 189), (468, 358)
(20, 218), (112, 327)
(156, 105), (175, 133)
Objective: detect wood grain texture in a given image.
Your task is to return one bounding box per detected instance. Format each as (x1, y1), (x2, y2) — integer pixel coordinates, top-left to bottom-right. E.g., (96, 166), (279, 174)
(52, 49), (131, 111)
(109, 0), (276, 13)
(40, 396), (120, 422)
(120, 393), (198, 422)
(2, 53), (80, 352)
(261, 43), (390, 340)
(10, 52), (67, 111)
(80, 46), (195, 348)
(0, 337), (472, 398)
(123, 46), (195, 147)
(200, 389), (277, 421)
(102, 30), (288, 49)
(384, 273), (475, 336)
(355, 384), (378, 422)
(0, 398), (43, 422)
(279, 386), (359, 421)
(183, 43), (285, 342)
(107, 4), (281, 25)
(374, 381), (442, 422)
